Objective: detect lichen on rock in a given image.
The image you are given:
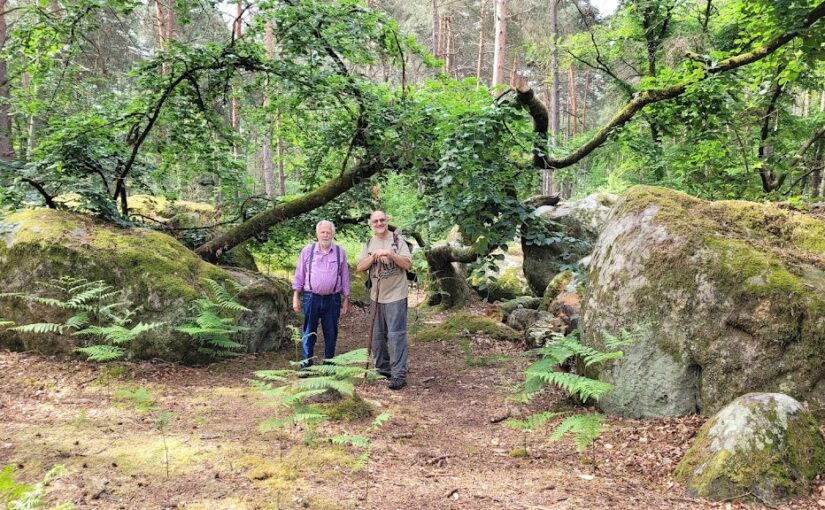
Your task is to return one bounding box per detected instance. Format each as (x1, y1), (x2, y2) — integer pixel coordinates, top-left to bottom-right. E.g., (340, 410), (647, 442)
(675, 393), (825, 505)
(581, 186), (825, 417)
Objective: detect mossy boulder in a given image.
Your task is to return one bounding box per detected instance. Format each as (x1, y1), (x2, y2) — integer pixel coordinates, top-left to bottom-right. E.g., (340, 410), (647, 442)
(129, 195), (257, 271)
(675, 393), (825, 504)
(0, 208), (290, 361)
(522, 193), (617, 295)
(581, 186), (825, 417)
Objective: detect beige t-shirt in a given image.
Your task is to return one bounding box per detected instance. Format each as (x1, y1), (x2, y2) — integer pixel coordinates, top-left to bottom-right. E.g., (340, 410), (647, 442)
(358, 234), (412, 303)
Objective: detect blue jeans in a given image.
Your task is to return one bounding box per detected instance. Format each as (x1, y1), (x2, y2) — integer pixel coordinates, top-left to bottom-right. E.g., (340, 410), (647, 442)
(301, 292), (342, 362)
(371, 298), (408, 380)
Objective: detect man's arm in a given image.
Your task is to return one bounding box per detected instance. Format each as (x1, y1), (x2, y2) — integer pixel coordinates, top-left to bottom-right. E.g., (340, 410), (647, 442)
(292, 246), (308, 312)
(356, 240), (372, 272)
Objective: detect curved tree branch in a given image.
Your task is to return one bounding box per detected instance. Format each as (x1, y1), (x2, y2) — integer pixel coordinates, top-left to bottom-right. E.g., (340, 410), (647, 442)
(540, 0), (825, 171)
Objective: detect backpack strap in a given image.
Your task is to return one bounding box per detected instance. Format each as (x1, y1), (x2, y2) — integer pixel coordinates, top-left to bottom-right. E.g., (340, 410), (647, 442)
(335, 244), (342, 294)
(307, 243), (316, 292)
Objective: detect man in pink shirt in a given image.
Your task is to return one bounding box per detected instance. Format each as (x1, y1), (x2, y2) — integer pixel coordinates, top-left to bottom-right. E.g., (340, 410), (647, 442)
(292, 220), (350, 368)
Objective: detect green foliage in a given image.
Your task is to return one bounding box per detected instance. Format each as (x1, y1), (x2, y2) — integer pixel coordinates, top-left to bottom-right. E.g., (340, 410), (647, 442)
(0, 277), (163, 362)
(0, 464), (73, 510)
(175, 278), (250, 358)
(510, 327), (642, 460)
(254, 348), (381, 443)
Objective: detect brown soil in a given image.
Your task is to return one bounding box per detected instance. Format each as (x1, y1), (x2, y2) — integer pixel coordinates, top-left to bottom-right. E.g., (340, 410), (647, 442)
(1, 299), (824, 509)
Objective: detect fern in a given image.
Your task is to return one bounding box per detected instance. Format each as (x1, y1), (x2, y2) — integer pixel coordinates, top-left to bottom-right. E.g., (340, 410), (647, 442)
(254, 348), (386, 459)
(549, 414), (605, 452)
(74, 345), (126, 362)
(11, 322), (66, 334)
(0, 319), (14, 328)
(511, 326), (646, 465)
(175, 279), (249, 358)
(2, 276), (152, 362)
(505, 411), (562, 432)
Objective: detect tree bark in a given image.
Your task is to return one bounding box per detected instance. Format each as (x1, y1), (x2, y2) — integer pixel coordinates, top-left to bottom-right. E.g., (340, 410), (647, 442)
(0, 0), (13, 160)
(262, 22), (276, 199)
(424, 243), (478, 308)
(476, 0), (486, 85)
(492, 0), (507, 86)
(432, 0), (439, 57)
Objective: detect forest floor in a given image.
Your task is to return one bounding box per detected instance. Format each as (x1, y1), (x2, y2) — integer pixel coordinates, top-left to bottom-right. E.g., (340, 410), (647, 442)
(2, 297), (825, 510)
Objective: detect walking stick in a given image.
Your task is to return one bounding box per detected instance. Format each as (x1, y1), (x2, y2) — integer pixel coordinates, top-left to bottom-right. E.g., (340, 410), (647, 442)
(365, 265), (382, 379)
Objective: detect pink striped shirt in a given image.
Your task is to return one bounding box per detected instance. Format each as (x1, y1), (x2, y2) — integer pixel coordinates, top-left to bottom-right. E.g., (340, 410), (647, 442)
(292, 243), (350, 296)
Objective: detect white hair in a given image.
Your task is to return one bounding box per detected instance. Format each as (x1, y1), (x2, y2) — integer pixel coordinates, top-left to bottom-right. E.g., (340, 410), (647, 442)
(316, 220), (336, 235)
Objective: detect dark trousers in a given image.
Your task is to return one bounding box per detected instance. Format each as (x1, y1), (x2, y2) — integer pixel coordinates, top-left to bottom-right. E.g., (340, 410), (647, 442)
(301, 292), (342, 361)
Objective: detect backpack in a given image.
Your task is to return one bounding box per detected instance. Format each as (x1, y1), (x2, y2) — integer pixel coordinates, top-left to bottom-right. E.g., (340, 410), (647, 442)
(364, 232), (416, 289)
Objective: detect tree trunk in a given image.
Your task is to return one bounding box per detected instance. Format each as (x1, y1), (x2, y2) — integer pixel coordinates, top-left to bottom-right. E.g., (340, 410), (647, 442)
(432, 0), (439, 57)
(543, 0), (560, 195)
(568, 65), (577, 136)
(424, 244), (478, 308)
(277, 109), (286, 196)
(262, 22), (276, 199)
(492, 0), (507, 86)
(476, 0), (486, 85)
(0, 0), (13, 160)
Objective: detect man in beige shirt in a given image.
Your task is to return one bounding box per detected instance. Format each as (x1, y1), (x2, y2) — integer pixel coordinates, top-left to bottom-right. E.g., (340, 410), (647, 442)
(356, 210), (412, 390)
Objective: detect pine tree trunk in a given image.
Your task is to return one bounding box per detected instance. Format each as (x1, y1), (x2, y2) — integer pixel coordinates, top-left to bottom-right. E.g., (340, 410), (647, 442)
(432, 0), (439, 57)
(492, 0), (507, 86)
(568, 65), (577, 136)
(476, 0), (486, 85)
(262, 22), (276, 199)
(0, 0), (13, 160)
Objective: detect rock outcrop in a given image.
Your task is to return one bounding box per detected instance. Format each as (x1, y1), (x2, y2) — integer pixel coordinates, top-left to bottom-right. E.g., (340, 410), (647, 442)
(522, 193), (616, 294)
(581, 186), (825, 417)
(675, 393), (825, 505)
(0, 208), (290, 361)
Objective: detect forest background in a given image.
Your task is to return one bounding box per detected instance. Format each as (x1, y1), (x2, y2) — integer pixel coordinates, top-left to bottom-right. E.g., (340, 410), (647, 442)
(0, 0), (822, 277)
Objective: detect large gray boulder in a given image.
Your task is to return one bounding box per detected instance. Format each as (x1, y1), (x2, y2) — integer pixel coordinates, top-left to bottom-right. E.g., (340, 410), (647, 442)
(675, 393), (825, 504)
(581, 186), (825, 417)
(522, 193), (617, 294)
(0, 208), (290, 361)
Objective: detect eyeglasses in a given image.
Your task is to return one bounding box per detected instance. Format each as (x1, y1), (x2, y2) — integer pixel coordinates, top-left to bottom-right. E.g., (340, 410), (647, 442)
(371, 218), (387, 224)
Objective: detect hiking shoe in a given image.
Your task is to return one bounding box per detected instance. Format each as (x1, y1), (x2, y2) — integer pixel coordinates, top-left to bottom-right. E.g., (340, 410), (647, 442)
(298, 359), (313, 370)
(388, 378), (406, 391)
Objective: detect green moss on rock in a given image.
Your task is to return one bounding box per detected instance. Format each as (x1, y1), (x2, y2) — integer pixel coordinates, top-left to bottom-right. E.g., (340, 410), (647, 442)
(675, 393), (825, 504)
(0, 208), (289, 361)
(418, 311), (521, 343)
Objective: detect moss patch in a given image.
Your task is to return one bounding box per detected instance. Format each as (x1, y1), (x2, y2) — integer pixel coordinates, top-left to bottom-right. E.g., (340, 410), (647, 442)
(417, 312), (521, 343)
(323, 395), (373, 422)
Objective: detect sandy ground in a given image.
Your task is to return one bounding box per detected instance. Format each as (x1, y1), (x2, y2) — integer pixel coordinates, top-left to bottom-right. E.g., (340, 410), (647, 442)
(1, 300), (824, 509)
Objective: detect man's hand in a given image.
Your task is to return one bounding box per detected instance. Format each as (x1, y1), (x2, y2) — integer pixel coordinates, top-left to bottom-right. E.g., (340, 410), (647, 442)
(341, 298), (350, 316)
(292, 293), (301, 313)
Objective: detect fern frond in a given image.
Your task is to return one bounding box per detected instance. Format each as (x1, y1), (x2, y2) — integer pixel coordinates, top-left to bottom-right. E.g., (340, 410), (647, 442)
(526, 371), (613, 403)
(295, 376), (355, 397)
(330, 434), (371, 448)
(505, 411), (563, 432)
(371, 412), (391, 430)
(326, 348), (369, 366)
(11, 322), (64, 334)
(563, 341), (624, 367)
(75, 345), (126, 362)
(549, 414), (605, 452)
(66, 284), (111, 307)
(310, 364), (365, 379)
(352, 445), (372, 472)
(17, 295), (67, 308)
(0, 319), (14, 328)
(254, 370), (293, 381)
(64, 313), (90, 330)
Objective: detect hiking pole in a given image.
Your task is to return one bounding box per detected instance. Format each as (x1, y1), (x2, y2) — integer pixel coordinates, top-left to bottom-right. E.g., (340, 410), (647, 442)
(365, 265), (382, 380)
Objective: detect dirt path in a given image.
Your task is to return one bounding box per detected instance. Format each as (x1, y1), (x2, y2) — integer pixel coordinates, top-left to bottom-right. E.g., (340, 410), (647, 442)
(1, 302), (823, 509)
